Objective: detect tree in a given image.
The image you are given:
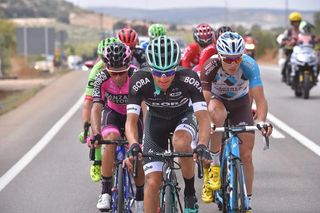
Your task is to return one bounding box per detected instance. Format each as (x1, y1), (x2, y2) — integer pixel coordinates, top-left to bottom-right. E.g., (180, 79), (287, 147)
(313, 12), (320, 50)
(0, 19), (16, 76)
(314, 12), (320, 35)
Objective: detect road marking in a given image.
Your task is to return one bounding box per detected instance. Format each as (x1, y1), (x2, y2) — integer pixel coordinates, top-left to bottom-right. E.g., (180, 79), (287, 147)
(270, 127), (285, 139)
(251, 103), (285, 139)
(267, 113), (320, 157)
(0, 95), (84, 192)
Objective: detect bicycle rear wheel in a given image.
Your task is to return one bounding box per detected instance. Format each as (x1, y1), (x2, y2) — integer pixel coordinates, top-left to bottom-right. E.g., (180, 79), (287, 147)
(116, 163), (124, 213)
(231, 159), (246, 212)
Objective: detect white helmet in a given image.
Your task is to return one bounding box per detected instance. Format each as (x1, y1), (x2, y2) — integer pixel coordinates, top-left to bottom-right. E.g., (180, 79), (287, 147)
(216, 32), (245, 56)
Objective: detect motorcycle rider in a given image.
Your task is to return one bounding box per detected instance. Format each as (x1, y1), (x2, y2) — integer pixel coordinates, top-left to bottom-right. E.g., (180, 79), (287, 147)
(280, 12), (302, 83)
(290, 20), (319, 91)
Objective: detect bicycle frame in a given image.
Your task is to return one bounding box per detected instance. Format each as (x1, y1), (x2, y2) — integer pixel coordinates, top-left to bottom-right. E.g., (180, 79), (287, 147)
(91, 139), (135, 213)
(111, 144), (135, 213)
(142, 139), (198, 213)
(214, 125), (264, 213)
(219, 133), (249, 212)
(161, 153), (181, 213)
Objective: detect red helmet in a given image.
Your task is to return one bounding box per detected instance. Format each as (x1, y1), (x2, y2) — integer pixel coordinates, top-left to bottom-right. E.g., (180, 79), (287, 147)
(193, 23), (214, 47)
(117, 28), (139, 48)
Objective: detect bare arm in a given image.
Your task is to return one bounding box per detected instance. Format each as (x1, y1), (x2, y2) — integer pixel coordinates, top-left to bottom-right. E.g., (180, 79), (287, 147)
(203, 90), (213, 106)
(125, 113), (140, 146)
(82, 99), (93, 124)
(251, 86), (268, 122)
(90, 103), (103, 135)
(194, 110), (211, 147)
(141, 101), (148, 124)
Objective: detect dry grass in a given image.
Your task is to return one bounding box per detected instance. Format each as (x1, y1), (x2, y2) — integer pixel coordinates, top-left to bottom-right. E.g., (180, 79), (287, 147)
(0, 86), (43, 116)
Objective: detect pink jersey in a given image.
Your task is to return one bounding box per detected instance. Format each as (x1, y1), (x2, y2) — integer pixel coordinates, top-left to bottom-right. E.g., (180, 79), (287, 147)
(92, 67), (136, 115)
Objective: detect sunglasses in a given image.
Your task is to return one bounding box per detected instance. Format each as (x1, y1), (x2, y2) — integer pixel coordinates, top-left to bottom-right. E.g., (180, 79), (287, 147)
(108, 71), (127, 76)
(151, 69), (176, 78)
(107, 67), (129, 76)
(221, 55), (242, 64)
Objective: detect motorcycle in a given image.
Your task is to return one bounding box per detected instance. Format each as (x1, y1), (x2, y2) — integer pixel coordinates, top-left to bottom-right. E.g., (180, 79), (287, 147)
(244, 36), (256, 59)
(290, 34), (318, 99)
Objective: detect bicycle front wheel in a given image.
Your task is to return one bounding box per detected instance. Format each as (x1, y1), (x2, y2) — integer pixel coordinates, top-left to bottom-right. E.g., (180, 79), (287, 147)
(221, 158), (229, 213)
(162, 185), (175, 213)
(231, 159), (247, 212)
(116, 163), (124, 213)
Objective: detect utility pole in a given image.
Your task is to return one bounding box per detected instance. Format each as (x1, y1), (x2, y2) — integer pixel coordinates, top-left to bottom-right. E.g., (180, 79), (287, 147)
(0, 57), (2, 79)
(285, 0), (289, 28)
(23, 26), (28, 60)
(224, 0), (228, 25)
(100, 13), (104, 40)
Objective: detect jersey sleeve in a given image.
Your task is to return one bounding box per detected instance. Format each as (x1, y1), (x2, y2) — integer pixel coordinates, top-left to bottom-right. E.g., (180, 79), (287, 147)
(127, 71), (147, 115)
(84, 60), (104, 101)
(92, 71), (108, 105)
(181, 45), (195, 68)
(198, 44), (217, 70)
(200, 56), (220, 92)
(241, 55), (263, 88)
(183, 70), (207, 112)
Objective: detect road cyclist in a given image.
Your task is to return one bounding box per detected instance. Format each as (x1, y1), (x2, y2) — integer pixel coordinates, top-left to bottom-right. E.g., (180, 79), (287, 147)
(200, 31), (273, 211)
(79, 37), (120, 182)
(181, 23), (215, 71)
(196, 25), (233, 73)
(117, 27), (148, 69)
(124, 35), (212, 212)
(140, 23), (167, 49)
(90, 42), (145, 212)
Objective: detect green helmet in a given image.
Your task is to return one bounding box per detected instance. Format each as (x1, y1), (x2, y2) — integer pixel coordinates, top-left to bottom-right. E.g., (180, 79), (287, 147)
(97, 37), (120, 56)
(148, 24), (167, 40)
(146, 35), (181, 71)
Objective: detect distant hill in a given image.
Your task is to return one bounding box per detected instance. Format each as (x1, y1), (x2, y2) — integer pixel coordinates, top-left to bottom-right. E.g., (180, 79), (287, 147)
(0, 0), (84, 22)
(91, 7), (316, 28)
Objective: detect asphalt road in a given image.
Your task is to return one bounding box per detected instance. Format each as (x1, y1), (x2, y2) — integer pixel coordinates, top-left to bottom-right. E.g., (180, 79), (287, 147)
(0, 65), (320, 213)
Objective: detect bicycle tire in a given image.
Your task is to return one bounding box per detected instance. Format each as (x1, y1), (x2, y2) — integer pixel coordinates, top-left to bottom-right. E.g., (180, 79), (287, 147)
(116, 163), (124, 213)
(221, 158), (229, 213)
(232, 159), (246, 213)
(164, 185), (174, 213)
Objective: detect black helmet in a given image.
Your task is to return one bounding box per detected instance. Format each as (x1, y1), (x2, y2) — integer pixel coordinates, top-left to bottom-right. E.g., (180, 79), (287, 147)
(101, 42), (132, 68)
(215, 26), (233, 39)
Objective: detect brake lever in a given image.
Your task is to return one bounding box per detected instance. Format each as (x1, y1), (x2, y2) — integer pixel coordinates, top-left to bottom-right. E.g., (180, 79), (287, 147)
(197, 152), (204, 179)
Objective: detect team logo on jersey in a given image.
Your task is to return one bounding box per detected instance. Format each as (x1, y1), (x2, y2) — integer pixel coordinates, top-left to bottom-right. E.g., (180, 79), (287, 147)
(169, 91), (182, 97)
(132, 77), (151, 92)
(88, 80), (94, 88)
(150, 97), (189, 107)
(105, 93), (128, 104)
(183, 76), (202, 92)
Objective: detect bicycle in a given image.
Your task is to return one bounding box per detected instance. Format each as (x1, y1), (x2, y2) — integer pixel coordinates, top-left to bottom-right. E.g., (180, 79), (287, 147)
(212, 123), (270, 213)
(90, 137), (136, 213)
(139, 134), (204, 213)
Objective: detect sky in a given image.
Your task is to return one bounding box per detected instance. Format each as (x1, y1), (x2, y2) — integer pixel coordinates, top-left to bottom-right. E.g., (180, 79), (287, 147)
(66, 0), (320, 11)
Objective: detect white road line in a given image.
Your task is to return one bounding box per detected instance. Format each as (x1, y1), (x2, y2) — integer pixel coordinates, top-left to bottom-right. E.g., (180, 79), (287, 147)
(0, 95), (84, 192)
(258, 66), (320, 154)
(269, 127), (285, 139)
(251, 103), (285, 139)
(267, 113), (320, 157)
